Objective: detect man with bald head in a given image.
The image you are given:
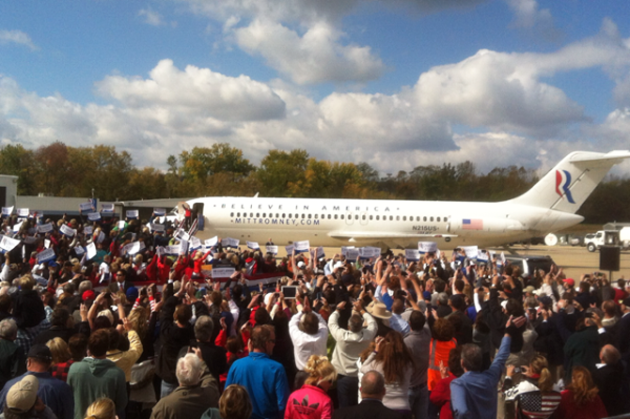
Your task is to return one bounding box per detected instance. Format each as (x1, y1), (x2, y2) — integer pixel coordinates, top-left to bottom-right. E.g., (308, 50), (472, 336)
(333, 371), (403, 419)
(593, 344), (626, 416)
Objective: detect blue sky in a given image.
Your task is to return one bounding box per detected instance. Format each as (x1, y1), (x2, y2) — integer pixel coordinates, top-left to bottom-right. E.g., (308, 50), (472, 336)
(1, 0), (630, 175)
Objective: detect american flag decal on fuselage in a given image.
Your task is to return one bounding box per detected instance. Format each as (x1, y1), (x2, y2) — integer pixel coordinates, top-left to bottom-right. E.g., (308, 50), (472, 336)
(462, 219), (483, 230)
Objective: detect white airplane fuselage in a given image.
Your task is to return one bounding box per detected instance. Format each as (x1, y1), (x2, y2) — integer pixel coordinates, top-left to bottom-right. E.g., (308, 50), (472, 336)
(185, 196), (583, 249)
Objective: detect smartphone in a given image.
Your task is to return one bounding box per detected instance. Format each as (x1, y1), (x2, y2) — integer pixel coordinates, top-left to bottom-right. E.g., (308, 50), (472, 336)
(281, 286), (298, 299)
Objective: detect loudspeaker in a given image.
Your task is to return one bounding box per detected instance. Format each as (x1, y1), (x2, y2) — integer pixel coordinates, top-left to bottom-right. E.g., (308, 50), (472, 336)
(599, 246), (620, 272)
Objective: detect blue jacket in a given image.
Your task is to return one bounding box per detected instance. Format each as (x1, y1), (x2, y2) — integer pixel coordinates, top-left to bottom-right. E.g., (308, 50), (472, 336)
(225, 352), (290, 419)
(0, 371), (74, 419)
(450, 336), (511, 419)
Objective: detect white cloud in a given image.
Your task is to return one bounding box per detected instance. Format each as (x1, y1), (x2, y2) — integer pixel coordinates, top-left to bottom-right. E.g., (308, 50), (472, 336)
(138, 8), (165, 26)
(0, 29), (37, 50)
(95, 59), (286, 121)
(234, 20), (386, 84)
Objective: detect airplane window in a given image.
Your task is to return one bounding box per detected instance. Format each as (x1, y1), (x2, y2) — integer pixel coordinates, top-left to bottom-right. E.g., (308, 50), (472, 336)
(430, 216), (434, 221)
(295, 214), (299, 218)
(437, 217), (441, 222)
(390, 216), (393, 221)
(302, 214), (305, 219)
(396, 216), (400, 221)
(362, 215), (366, 220)
(376, 215), (380, 221)
(314, 214), (318, 219)
(423, 216), (427, 221)
(262, 213), (266, 217)
(416, 216), (420, 221)
(369, 215), (373, 220)
(328, 215), (331, 219)
(250, 213), (254, 217)
(334, 215), (338, 220)
(256, 213), (259, 217)
(237, 213), (240, 217)
(230, 212), (234, 217)
(308, 214), (311, 219)
(403, 216), (407, 221)
(276, 213), (279, 218)
(288, 214), (292, 218)
(444, 215), (448, 220)
(282, 213), (286, 218)
(355, 215), (359, 220)
(341, 215), (344, 220)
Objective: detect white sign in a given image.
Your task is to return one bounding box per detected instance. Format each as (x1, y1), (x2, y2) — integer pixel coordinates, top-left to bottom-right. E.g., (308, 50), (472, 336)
(174, 228), (190, 242)
(359, 247), (380, 259)
(462, 246), (479, 259)
(126, 210), (139, 219)
(165, 245), (180, 255)
(346, 249), (360, 261)
(74, 246), (85, 256)
(500, 251), (506, 264)
(60, 224), (76, 237)
(86, 242), (97, 260)
(418, 241), (438, 253)
(101, 203), (114, 213)
(150, 223), (165, 232)
(23, 236), (37, 244)
(37, 223), (53, 233)
(247, 241), (260, 250)
(0, 236), (20, 252)
(316, 246), (325, 258)
(156, 246), (165, 256)
(341, 246), (355, 256)
(179, 240), (189, 255)
(118, 220), (126, 230)
(125, 241), (146, 255)
(36, 248), (55, 263)
(12, 222), (22, 232)
(154, 208), (166, 216)
(84, 226), (93, 235)
(190, 236), (202, 250)
(79, 202), (94, 211)
(211, 267), (235, 278)
(294, 241), (310, 253)
(1, 207), (13, 217)
(477, 250), (489, 262)
(87, 212), (101, 221)
(97, 231), (105, 244)
(285, 244), (294, 254)
(266, 245), (278, 254)
(223, 237), (239, 248)
(405, 249), (420, 261)
(205, 237), (218, 247)
(17, 208), (29, 217)
(44, 239), (50, 249)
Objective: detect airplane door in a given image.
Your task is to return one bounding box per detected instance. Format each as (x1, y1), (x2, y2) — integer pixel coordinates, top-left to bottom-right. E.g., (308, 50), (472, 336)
(192, 203), (205, 231)
(345, 212), (354, 226)
(446, 216), (451, 233)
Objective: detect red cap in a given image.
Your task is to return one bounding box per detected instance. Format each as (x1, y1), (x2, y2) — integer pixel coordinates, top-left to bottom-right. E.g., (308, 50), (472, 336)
(563, 278), (575, 287)
(82, 290), (96, 301)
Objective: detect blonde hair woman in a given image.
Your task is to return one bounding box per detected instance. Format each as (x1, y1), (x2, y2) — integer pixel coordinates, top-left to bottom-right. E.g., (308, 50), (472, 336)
(284, 355), (337, 419)
(46, 337), (74, 382)
(84, 397), (116, 419)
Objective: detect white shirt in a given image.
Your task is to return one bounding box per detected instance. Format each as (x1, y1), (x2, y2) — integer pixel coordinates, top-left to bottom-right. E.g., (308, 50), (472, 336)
(289, 311), (329, 371)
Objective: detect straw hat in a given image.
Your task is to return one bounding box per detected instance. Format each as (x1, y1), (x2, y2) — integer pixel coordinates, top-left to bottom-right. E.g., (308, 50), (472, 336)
(366, 301), (392, 319)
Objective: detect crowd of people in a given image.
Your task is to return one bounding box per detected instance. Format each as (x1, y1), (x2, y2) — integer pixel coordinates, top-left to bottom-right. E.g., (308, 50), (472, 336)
(0, 208), (628, 419)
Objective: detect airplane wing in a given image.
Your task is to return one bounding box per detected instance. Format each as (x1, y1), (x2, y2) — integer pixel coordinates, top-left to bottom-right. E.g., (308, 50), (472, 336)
(328, 231), (458, 241)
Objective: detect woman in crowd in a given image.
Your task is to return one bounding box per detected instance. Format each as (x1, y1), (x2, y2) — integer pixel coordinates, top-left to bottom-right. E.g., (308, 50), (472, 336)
(556, 366), (607, 419)
(84, 398), (116, 419)
(360, 331), (414, 418)
(284, 355), (336, 419)
(46, 337), (74, 382)
(201, 384), (252, 419)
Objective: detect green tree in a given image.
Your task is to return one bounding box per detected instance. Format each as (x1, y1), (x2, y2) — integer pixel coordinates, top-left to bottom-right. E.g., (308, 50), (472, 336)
(257, 149), (309, 197)
(0, 144), (38, 195)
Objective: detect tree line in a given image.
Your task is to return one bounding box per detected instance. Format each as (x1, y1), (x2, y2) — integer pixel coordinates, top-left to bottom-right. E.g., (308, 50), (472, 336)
(1, 141), (627, 225)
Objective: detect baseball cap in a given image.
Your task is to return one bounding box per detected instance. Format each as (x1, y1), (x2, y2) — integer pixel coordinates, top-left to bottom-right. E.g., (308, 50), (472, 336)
(524, 286), (535, 294)
(297, 261), (306, 269)
(6, 375), (39, 413)
(27, 344), (52, 363)
(563, 278), (575, 287)
(82, 290), (96, 301)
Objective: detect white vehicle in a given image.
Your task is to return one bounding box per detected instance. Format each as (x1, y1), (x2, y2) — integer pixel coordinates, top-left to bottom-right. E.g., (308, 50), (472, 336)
(584, 227), (630, 252)
(182, 151), (630, 249)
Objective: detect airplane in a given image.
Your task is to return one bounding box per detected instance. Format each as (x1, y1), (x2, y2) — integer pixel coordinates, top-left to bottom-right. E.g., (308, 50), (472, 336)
(180, 151), (630, 250)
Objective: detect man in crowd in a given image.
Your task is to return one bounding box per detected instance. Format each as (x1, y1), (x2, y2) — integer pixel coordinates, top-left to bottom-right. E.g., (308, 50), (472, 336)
(288, 297), (328, 388)
(332, 371), (403, 419)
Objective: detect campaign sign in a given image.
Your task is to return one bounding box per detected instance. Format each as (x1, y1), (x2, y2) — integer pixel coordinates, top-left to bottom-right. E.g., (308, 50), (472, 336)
(80, 202), (94, 212)
(190, 236), (202, 250)
(359, 247), (380, 259)
(23, 236), (37, 244)
(294, 241), (310, 253)
(118, 221), (126, 230)
(101, 204), (114, 213)
(462, 246), (478, 259)
(223, 237), (239, 248)
(247, 241), (260, 250)
(86, 243), (97, 260)
(150, 223), (165, 232)
(154, 208), (166, 216)
(126, 241), (146, 255)
(285, 244), (294, 254)
(36, 248), (55, 264)
(346, 249), (360, 261)
(0, 236), (20, 252)
(405, 249), (420, 261)
(316, 246), (325, 258)
(74, 246), (85, 256)
(205, 236), (218, 247)
(17, 208), (29, 217)
(266, 245), (278, 255)
(156, 246), (165, 257)
(87, 212), (101, 221)
(44, 239), (51, 249)
(179, 240), (189, 255)
(418, 241), (438, 253)
(1, 207), (13, 217)
(174, 228), (189, 242)
(12, 222), (22, 232)
(126, 210), (139, 219)
(97, 231), (106, 244)
(165, 245), (180, 255)
(477, 250), (489, 262)
(84, 226), (93, 235)
(60, 224), (76, 237)
(341, 246), (355, 256)
(211, 267), (235, 278)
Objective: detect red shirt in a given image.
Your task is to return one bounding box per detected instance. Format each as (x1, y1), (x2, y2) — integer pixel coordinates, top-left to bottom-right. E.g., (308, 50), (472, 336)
(430, 374), (457, 419)
(556, 390), (607, 419)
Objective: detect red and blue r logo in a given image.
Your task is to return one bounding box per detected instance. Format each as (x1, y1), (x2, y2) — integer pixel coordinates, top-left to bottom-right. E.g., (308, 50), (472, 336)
(555, 170), (575, 203)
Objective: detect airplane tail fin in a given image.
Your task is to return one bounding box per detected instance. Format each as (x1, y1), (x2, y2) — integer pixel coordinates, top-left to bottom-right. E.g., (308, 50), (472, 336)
(506, 150), (630, 213)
